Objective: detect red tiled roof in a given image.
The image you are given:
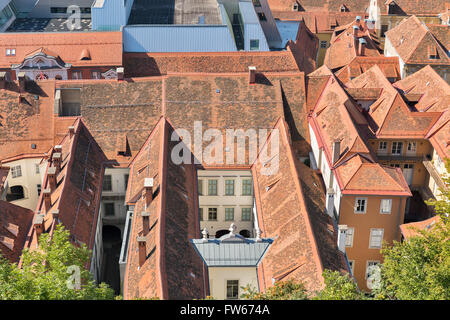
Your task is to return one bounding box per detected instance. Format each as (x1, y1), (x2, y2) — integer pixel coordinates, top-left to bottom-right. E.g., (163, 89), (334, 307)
(267, 0), (370, 12)
(400, 216), (441, 240)
(378, 0), (448, 15)
(324, 20), (382, 70)
(0, 200), (34, 263)
(124, 118), (205, 299)
(253, 119), (348, 293)
(286, 20), (319, 75)
(23, 119), (107, 255)
(123, 51), (301, 77)
(335, 56), (400, 84)
(385, 16), (450, 65)
(0, 32), (123, 68)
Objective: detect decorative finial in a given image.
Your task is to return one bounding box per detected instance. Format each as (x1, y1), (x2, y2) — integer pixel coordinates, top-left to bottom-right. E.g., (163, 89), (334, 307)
(229, 223), (237, 234)
(202, 228), (209, 242)
(255, 228), (262, 242)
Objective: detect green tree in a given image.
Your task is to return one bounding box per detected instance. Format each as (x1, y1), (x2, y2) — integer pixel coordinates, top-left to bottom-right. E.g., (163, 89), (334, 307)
(315, 270), (367, 300)
(425, 158), (450, 215)
(0, 224), (115, 300)
(241, 280), (309, 300)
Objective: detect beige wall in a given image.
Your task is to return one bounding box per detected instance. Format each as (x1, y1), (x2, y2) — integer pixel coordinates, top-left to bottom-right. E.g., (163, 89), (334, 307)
(340, 194), (407, 291)
(208, 266), (258, 300)
(3, 157), (46, 211)
(316, 33), (332, 67)
(198, 170), (254, 238)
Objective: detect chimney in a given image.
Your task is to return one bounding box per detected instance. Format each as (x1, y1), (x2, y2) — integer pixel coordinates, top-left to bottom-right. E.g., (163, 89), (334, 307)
(116, 67), (124, 81)
(68, 126), (75, 138)
(0, 71), (6, 89)
(337, 225), (348, 253)
(248, 66), (256, 84)
(143, 178), (154, 208)
(33, 213), (45, 241)
(358, 38), (367, 56)
(141, 211), (150, 235)
(52, 152), (62, 172)
(137, 236), (147, 267)
(51, 209), (59, 222)
(352, 25), (359, 37)
(43, 188), (52, 211)
(332, 140), (341, 165)
(355, 16), (361, 23)
(54, 145), (62, 153)
(18, 72), (26, 92)
(47, 166), (57, 191)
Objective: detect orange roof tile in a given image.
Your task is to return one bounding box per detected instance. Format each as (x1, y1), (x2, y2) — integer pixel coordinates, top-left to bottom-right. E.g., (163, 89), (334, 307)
(400, 216), (441, 240)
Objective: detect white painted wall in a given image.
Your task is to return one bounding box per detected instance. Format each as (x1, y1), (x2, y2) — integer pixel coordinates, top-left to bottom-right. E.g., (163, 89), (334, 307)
(208, 266), (258, 300)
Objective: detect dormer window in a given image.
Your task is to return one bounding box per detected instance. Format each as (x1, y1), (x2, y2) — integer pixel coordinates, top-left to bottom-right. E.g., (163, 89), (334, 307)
(429, 46), (439, 59)
(340, 5), (348, 12)
(6, 48), (15, 56)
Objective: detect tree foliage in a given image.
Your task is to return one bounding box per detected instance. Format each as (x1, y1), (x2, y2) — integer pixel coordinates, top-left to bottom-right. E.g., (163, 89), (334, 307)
(0, 224), (115, 300)
(241, 280), (309, 300)
(315, 270), (366, 300)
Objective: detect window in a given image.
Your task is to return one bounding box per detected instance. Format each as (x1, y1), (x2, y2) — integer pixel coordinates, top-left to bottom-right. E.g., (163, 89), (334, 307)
(124, 174), (129, 191)
(198, 179), (204, 195)
(199, 207), (203, 221)
(252, 0), (261, 7)
(250, 39), (259, 51)
(104, 203), (115, 216)
(391, 142), (403, 155)
(5, 48), (15, 56)
(354, 197), (367, 213)
(208, 180), (218, 195)
(225, 180), (235, 195)
(50, 7), (68, 13)
(345, 227), (354, 247)
(257, 12), (266, 21)
(80, 7), (91, 14)
(208, 208), (217, 221)
(242, 179), (252, 195)
(390, 163), (400, 168)
(242, 208), (252, 221)
(11, 165), (22, 178)
(226, 280), (239, 299)
(381, 25), (388, 37)
(369, 229), (384, 248)
(71, 71), (82, 80)
(91, 71), (102, 79)
(380, 199), (392, 214)
(6, 185), (25, 201)
(320, 40), (328, 48)
(103, 175), (112, 191)
(407, 142), (416, 154)
(348, 260), (355, 274)
(37, 184), (42, 196)
(35, 163), (40, 174)
(366, 261), (379, 279)
(378, 141), (387, 153)
(225, 208), (234, 221)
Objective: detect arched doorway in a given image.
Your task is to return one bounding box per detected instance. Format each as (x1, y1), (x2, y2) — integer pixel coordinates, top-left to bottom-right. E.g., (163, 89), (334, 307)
(101, 225), (122, 295)
(215, 229), (229, 238)
(239, 229), (251, 238)
(6, 185), (25, 202)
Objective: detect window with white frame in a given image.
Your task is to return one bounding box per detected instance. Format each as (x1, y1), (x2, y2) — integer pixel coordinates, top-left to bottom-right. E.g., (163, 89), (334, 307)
(348, 260), (355, 274)
(354, 197), (367, 213)
(380, 199), (392, 214)
(242, 179), (252, 195)
(407, 141), (416, 154)
(369, 229), (384, 248)
(225, 179), (235, 195)
(345, 227), (354, 247)
(366, 261), (380, 279)
(208, 207), (217, 221)
(241, 208), (252, 221)
(378, 141), (387, 153)
(320, 40), (327, 48)
(35, 163), (40, 174)
(225, 207), (234, 221)
(198, 179), (204, 195)
(208, 180), (218, 195)
(391, 141), (403, 155)
(11, 165), (22, 178)
(226, 280), (239, 299)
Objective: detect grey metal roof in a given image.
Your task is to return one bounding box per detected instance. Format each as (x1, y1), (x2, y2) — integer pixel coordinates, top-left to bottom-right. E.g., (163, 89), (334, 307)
(190, 233), (273, 267)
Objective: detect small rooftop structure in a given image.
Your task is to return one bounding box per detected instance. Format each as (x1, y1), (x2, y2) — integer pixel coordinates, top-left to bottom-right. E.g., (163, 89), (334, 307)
(191, 224), (273, 267)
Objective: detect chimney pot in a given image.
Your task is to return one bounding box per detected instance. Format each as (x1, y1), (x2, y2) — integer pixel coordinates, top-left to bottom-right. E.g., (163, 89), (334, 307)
(18, 72), (26, 92)
(0, 71), (6, 89)
(137, 236), (147, 267)
(332, 140), (341, 165)
(51, 209), (59, 221)
(337, 225), (348, 253)
(68, 126), (75, 138)
(43, 188), (52, 211)
(47, 166), (57, 191)
(52, 153), (62, 172)
(248, 66), (256, 84)
(33, 213), (45, 241)
(141, 211), (150, 235)
(358, 38), (367, 56)
(143, 178), (154, 208)
(117, 67), (124, 81)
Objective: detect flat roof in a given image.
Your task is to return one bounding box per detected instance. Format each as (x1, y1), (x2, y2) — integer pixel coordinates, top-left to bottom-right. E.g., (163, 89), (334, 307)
(6, 18), (92, 32)
(128, 0), (223, 25)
